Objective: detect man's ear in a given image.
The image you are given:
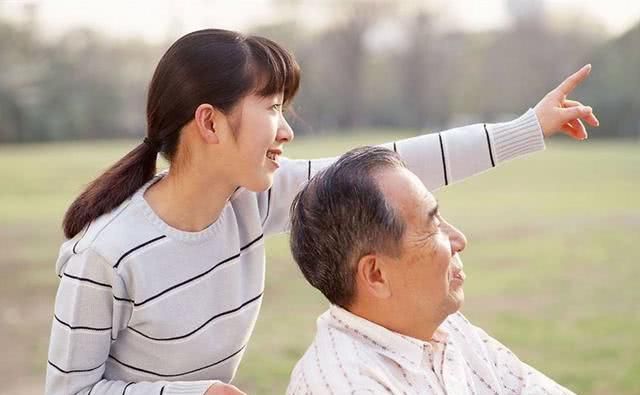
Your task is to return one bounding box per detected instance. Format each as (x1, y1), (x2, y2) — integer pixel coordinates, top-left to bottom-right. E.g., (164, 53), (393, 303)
(194, 103), (220, 144)
(356, 254), (392, 300)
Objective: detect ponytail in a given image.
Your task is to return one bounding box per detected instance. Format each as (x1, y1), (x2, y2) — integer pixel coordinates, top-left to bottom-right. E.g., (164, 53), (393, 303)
(62, 141), (158, 238)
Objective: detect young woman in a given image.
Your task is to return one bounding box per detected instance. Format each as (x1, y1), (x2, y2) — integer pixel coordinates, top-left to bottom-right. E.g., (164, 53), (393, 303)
(45, 29), (597, 395)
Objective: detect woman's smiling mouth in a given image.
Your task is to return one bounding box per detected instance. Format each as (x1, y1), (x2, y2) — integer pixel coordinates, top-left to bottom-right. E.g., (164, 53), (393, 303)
(266, 148), (282, 167)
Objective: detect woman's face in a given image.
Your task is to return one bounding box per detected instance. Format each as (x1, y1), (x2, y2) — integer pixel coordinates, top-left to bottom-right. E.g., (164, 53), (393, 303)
(223, 93), (294, 192)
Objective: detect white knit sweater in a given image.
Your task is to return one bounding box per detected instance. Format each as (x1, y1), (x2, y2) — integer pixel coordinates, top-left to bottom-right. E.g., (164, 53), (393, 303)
(45, 110), (544, 395)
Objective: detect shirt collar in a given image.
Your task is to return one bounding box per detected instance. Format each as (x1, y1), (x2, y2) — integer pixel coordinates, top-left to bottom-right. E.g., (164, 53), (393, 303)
(324, 304), (450, 368)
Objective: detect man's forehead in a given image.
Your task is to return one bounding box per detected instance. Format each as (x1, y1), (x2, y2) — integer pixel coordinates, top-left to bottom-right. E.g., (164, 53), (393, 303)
(422, 191), (438, 209)
(376, 167), (436, 212)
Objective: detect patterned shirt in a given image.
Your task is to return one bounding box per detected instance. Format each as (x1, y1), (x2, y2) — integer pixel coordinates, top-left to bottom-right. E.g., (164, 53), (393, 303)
(288, 305), (576, 395)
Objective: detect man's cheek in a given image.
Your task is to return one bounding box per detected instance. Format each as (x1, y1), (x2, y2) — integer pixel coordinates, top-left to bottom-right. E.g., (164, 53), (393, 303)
(422, 237), (441, 259)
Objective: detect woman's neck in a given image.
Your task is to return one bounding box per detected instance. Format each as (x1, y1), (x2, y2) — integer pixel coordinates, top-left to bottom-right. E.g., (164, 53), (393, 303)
(144, 166), (237, 232)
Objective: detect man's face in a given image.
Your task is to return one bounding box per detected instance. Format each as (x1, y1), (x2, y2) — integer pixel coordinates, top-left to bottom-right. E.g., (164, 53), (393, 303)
(377, 167), (467, 323)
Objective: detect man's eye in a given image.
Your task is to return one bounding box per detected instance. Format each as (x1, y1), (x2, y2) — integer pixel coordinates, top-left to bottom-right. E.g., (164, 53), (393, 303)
(272, 103), (283, 111)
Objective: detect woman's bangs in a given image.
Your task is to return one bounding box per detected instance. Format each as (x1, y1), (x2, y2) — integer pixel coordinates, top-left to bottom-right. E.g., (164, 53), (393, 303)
(247, 36), (301, 106)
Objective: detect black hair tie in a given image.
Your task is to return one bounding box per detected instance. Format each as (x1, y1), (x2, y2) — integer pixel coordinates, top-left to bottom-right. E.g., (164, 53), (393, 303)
(143, 137), (161, 152)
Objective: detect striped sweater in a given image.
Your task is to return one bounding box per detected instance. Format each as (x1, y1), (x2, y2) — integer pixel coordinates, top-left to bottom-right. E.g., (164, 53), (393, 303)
(45, 109), (544, 395)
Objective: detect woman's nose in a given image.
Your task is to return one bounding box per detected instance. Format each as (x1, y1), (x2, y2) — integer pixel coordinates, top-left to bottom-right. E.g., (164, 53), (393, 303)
(277, 115), (294, 143)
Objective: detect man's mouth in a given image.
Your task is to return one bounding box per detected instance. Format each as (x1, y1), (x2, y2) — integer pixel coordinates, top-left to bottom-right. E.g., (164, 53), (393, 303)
(452, 270), (466, 282)
(449, 254), (465, 283)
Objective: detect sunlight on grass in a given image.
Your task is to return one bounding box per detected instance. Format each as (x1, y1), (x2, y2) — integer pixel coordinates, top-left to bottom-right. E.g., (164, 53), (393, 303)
(1, 137), (638, 394)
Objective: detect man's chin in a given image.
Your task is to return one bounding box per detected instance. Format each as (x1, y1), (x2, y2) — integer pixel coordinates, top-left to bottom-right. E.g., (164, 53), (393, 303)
(448, 291), (464, 313)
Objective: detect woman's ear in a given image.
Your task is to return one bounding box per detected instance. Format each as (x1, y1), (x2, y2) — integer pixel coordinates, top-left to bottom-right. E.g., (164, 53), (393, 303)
(356, 254), (392, 300)
(194, 103), (219, 144)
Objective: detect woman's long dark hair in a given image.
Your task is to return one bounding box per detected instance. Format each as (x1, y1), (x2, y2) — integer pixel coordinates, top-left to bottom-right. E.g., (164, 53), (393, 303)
(63, 29), (300, 238)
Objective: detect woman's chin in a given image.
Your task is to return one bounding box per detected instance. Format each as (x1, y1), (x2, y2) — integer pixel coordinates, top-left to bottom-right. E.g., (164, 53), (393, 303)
(242, 174), (275, 193)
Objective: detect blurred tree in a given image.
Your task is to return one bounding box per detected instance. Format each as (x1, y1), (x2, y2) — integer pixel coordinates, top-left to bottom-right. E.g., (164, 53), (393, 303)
(0, 18), (40, 142)
(400, 10), (454, 130)
(578, 22), (640, 139)
(0, 17), (163, 143)
(0, 1), (634, 142)
(450, 0), (598, 123)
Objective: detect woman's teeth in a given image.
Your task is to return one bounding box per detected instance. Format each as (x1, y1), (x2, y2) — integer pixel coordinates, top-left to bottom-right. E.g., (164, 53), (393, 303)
(266, 152), (277, 160)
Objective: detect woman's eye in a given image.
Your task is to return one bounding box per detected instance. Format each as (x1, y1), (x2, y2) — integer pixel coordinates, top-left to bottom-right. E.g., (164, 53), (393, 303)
(272, 103), (283, 111)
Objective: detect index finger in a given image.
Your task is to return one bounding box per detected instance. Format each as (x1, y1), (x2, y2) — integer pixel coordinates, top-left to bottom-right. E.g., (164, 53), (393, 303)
(556, 64), (591, 95)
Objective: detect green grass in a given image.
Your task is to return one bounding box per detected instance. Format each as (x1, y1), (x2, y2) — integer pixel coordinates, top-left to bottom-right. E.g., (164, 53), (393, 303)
(1, 136), (638, 394)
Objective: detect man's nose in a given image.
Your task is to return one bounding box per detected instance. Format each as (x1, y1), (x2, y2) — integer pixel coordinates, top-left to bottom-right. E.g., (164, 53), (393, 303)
(277, 115), (294, 143)
(444, 221), (467, 256)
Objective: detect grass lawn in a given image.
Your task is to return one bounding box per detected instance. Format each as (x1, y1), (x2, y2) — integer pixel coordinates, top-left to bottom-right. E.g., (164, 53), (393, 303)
(0, 135), (638, 394)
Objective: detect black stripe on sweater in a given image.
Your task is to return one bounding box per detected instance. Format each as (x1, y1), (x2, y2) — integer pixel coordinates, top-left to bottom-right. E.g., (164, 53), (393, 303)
(307, 160), (312, 181)
(393, 141), (397, 153)
(132, 233), (264, 307)
(159, 386), (165, 395)
(114, 295), (135, 303)
(48, 360), (104, 374)
(122, 383), (134, 395)
(54, 314), (112, 332)
(483, 124), (496, 167)
(129, 293), (263, 341)
(438, 132), (448, 185)
(109, 345), (246, 378)
(57, 273), (134, 304)
(261, 188), (272, 227)
(114, 235), (167, 269)
(62, 272), (111, 289)
(241, 234), (264, 252)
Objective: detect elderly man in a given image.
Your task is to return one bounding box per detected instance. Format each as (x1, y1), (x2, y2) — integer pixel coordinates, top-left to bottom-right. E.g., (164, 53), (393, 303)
(287, 146), (576, 395)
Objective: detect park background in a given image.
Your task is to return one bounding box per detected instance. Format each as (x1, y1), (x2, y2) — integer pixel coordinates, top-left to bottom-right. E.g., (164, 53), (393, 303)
(1, 0), (639, 394)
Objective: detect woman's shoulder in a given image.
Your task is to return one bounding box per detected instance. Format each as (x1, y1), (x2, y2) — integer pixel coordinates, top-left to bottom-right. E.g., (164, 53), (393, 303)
(59, 194), (161, 268)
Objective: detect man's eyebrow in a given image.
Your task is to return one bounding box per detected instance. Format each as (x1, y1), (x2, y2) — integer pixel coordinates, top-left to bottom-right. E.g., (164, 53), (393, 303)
(427, 203), (439, 222)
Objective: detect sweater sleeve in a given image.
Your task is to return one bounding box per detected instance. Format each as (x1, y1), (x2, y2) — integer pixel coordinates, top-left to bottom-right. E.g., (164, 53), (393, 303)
(259, 108), (544, 236)
(45, 241), (218, 395)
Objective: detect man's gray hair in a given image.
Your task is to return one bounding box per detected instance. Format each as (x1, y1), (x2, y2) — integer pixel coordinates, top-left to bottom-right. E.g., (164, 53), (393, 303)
(289, 146), (407, 307)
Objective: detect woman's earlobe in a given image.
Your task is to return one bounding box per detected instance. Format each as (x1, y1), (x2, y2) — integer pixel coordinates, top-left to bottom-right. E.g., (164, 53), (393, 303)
(193, 103), (222, 144)
(204, 127), (220, 144)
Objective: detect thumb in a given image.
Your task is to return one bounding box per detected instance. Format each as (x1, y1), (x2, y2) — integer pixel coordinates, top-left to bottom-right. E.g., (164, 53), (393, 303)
(560, 106), (592, 123)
